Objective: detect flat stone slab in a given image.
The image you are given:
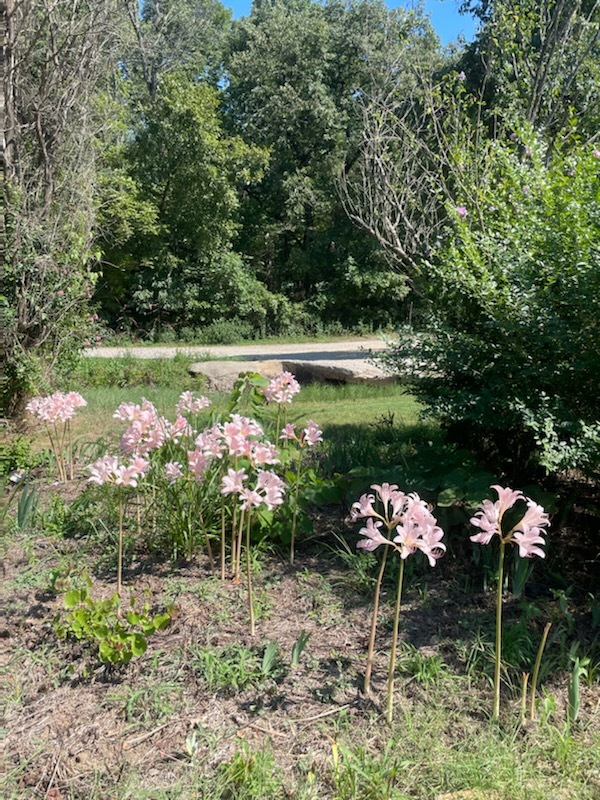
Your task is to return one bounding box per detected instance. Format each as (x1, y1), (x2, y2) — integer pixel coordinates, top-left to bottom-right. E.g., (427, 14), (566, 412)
(189, 357), (394, 392)
(188, 360), (284, 393)
(282, 359), (395, 386)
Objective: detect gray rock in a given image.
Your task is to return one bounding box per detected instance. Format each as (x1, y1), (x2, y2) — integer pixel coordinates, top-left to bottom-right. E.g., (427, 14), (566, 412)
(282, 359), (394, 385)
(188, 357), (394, 391)
(188, 360), (284, 392)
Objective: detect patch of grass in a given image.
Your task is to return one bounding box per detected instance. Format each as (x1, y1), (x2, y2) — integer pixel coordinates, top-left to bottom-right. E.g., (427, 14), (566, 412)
(66, 353), (204, 389)
(329, 534), (377, 596)
(104, 680), (183, 725)
(292, 383), (424, 430)
(22, 372), (425, 463)
(190, 642), (266, 692)
(216, 743), (286, 799)
(397, 643), (448, 684)
(297, 568), (343, 624)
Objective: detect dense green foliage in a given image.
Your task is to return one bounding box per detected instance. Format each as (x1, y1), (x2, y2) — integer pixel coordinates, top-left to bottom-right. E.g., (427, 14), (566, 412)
(357, 0), (600, 472)
(2, 0), (118, 412)
(94, 0), (436, 338)
(382, 138), (600, 472)
(5, 0), (599, 475)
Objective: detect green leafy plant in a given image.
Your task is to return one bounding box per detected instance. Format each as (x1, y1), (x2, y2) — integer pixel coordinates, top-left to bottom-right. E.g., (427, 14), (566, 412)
(529, 622), (552, 720)
(15, 483), (38, 531)
(1, 436), (49, 477)
(567, 645), (591, 724)
(261, 640), (280, 679)
(54, 579), (171, 666)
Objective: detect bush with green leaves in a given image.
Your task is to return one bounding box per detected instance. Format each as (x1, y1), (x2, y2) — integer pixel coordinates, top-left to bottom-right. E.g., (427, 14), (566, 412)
(381, 141), (600, 473)
(0, 436), (49, 477)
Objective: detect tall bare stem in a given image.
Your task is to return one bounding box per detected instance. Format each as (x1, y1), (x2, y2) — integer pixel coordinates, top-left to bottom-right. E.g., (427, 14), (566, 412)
(220, 502), (226, 580)
(234, 508), (245, 582)
(67, 419), (74, 480)
(386, 558), (405, 724)
(290, 448), (303, 564)
(493, 540), (506, 720)
(246, 511), (255, 636)
(117, 490), (124, 597)
(530, 622), (552, 720)
(364, 545), (389, 694)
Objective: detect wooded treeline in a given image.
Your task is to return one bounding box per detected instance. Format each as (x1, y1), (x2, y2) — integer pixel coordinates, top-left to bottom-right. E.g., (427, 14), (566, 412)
(3, 0), (599, 472)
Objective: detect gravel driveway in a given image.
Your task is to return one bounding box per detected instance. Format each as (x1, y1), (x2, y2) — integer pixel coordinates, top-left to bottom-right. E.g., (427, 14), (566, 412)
(86, 338), (389, 365)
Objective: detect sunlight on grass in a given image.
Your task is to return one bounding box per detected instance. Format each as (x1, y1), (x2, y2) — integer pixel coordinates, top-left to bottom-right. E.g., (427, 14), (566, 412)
(25, 382), (425, 456)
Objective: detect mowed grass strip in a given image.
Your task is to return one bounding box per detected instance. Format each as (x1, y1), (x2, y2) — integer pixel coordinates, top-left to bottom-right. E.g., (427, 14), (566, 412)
(23, 359), (424, 456)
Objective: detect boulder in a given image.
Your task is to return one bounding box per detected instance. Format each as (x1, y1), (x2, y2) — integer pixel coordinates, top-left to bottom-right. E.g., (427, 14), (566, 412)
(188, 357), (394, 391)
(188, 360), (283, 393)
(282, 359), (395, 385)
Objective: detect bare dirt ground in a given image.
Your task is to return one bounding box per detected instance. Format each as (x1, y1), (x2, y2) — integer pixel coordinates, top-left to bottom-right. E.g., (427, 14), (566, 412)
(2, 476), (599, 799)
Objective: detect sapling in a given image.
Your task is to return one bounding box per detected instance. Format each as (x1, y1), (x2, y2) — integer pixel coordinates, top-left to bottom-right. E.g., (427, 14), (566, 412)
(352, 483), (446, 722)
(470, 485), (550, 720)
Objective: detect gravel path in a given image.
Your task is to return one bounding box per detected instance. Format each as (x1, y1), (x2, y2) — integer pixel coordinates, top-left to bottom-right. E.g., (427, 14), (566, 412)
(86, 338), (389, 364)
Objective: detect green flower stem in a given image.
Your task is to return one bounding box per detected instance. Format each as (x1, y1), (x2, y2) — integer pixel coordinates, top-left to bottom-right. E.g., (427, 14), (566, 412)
(231, 496), (239, 575)
(56, 420), (68, 482)
(187, 484), (195, 561)
(220, 502), (226, 580)
(521, 672), (529, 725)
(151, 483), (157, 537)
(135, 487), (142, 539)
(386, 557), (405, 724)
(530, 622), (552, 720)
(493, 539), (506, 720)
(117, 489), (124, 598)
(521, 672), (529, 724)
(67, 419), (74, 480)
(235, 509), (245, 582)
(246, 511), (255, 636)
(364, 545), (389, 694)
(199, 509), (214, 572)
(45, 424), (61, 481)
(50, 422), (66, 482)
(290, 448), (304, 565)
(230, 456), (239, 575)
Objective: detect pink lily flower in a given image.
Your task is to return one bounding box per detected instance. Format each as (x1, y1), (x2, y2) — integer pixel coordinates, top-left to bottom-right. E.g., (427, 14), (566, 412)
(357, 518), (393, 551)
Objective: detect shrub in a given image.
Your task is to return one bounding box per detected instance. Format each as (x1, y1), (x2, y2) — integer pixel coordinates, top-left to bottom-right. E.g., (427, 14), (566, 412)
(381, 140), (600, 473)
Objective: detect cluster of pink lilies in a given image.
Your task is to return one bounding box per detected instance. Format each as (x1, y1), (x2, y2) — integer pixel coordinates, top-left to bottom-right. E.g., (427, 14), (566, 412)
(27, 376), (551, 721)
(29, 373), (322, 630)
(25, 391), (87, 481)
(351, 482), (550, 721)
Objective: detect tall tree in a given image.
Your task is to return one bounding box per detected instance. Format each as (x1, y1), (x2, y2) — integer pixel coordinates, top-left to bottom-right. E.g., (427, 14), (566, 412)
(123, 0), (231, 99)
(340, 0), (599, 285)
(225, 0), (437, 319)
(3, 0), (119, 412)
(97, 74), (267, 332)
(460, 0), (600, 143)
(343, 0), (600, 470)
